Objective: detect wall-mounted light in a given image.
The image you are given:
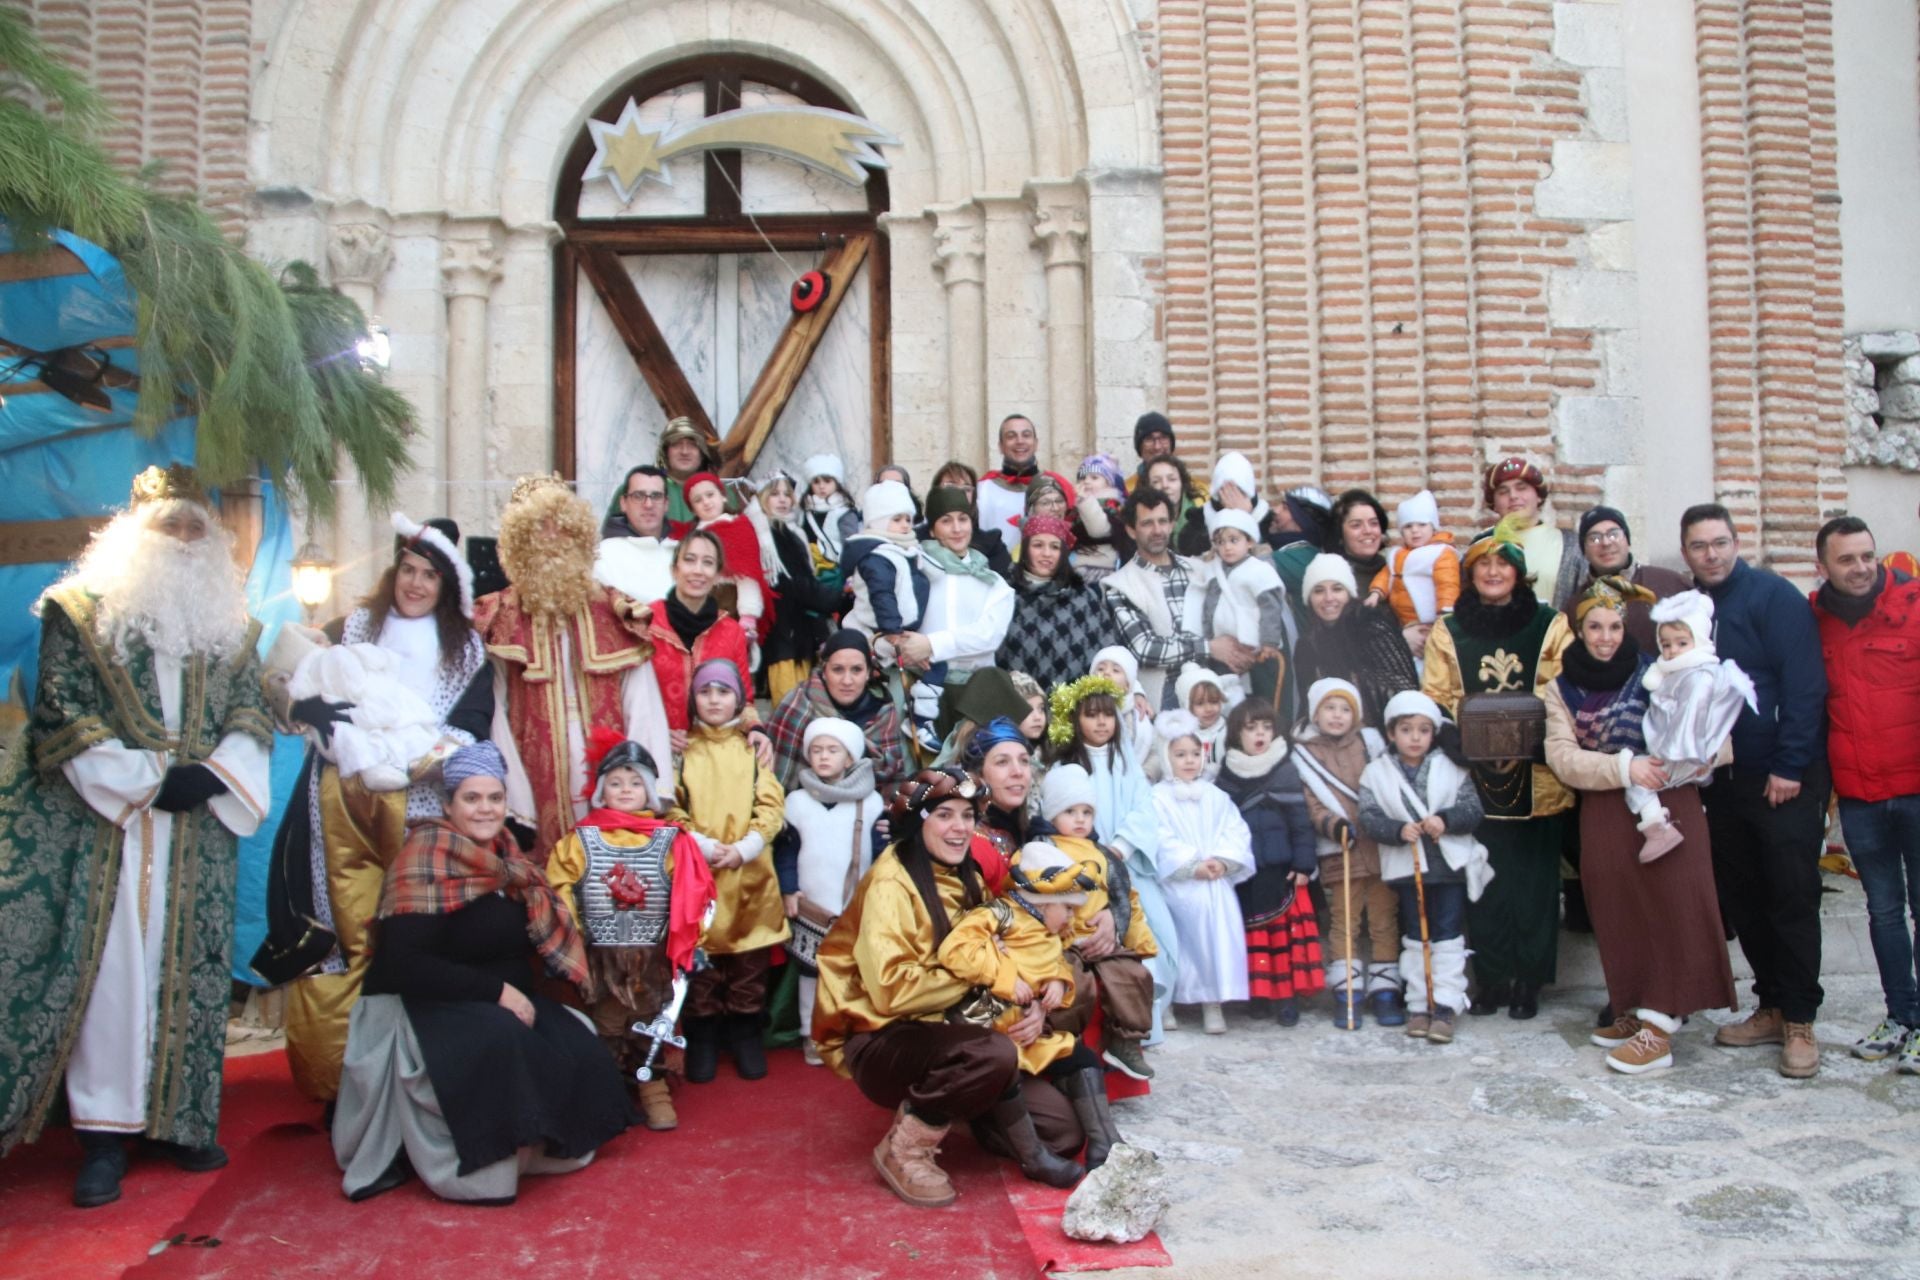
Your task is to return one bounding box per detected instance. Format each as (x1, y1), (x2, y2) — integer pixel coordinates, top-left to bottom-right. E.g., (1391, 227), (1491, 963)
(290, 540), (335, 620)
(355, 323), (391, 372)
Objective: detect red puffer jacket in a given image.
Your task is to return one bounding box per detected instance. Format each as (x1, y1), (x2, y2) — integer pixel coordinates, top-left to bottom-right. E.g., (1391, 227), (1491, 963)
(1813, 571), (1920, 802)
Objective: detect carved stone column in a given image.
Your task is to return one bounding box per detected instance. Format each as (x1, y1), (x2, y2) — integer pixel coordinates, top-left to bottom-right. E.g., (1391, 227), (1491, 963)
(931, 202), (988, 469)
(440, 219), (503, 535)
(325, 203), (393, 607)
(1026, 180), (1091, 464)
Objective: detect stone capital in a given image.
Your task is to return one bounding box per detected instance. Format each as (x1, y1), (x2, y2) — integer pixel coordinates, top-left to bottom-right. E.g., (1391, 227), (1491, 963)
(1025, 179), (1088, 270)
(929, 202), (986, 288)
(440, 218), (504, 299)
(326, 201), (393, 288)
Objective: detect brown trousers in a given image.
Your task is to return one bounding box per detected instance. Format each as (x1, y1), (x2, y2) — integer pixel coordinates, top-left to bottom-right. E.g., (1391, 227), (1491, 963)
(1325, 872), (1401, 969)
(686, 947), (773, 1018)
(585, 945), (676, 1077)
(1048, 951), (1154, 1041)
(843, 1021), (1082, 1155)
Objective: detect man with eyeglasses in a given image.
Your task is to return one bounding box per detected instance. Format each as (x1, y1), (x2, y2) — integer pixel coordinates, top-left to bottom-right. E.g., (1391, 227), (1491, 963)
(1569, 505), (1688, 652)
(594, 464), (679, 606)
(1680, 502), (1830, 1079)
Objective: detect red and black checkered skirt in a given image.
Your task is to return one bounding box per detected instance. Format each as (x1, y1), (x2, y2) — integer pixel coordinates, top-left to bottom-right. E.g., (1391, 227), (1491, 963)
(1245, 884), (1326, 1002)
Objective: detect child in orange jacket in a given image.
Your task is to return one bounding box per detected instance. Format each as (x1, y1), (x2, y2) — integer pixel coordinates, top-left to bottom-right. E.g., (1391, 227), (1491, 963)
(1369, 490), (1459, 662)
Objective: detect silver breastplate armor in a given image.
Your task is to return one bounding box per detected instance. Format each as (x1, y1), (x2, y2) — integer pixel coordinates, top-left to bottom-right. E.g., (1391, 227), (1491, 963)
(578, 826), (674, 947)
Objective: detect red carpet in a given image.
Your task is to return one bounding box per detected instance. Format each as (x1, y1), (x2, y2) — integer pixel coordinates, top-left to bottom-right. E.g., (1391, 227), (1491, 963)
(2, 1048), (1167, 1279)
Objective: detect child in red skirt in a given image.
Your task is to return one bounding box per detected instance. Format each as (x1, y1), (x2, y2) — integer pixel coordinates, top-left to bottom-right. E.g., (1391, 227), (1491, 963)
(1213, 700), (1323, 1024)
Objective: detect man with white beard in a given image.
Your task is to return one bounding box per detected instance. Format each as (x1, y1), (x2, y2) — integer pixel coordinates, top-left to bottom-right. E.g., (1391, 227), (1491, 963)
(0, 465), (273, 1207)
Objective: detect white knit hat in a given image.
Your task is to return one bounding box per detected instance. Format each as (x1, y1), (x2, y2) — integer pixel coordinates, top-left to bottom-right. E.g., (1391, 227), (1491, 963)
(1205, 506), (1262, 543)
(1396, 489), (1440, 529)
(803, 717), (867, 763)
(1174, 663), (1227, 709)
(1381, 689), (1446, 730)
(1302, 552), (1358, 600)
(804, 453), (846, 485)
(1039, 763), (1096, 821)
(1307, 677), (1364, 722)
(1090, 645), (1139, 687)
(1211, 450), (1259, 503)
(862, 480), (915, 527)
(1649, 590), (1716, 654)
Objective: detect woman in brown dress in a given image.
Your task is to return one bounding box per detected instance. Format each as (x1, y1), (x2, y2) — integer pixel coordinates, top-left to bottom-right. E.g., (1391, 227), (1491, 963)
(1543, 577), (1735, 1074)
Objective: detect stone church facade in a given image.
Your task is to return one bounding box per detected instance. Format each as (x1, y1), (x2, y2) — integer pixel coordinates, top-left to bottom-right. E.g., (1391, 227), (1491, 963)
(19, 0), (1920, 603)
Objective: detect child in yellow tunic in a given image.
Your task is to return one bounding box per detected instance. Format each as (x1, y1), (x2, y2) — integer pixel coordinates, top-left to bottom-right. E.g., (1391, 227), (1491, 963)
(938, 840), (1130, 1170)
(669, 658), (787, 1083)
(1039, 764), (1160, 1082)
(548, 735), (716, 1131)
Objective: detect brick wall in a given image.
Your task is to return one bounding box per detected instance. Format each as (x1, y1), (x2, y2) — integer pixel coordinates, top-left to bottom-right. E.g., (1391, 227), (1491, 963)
(23, 0), (253, 237)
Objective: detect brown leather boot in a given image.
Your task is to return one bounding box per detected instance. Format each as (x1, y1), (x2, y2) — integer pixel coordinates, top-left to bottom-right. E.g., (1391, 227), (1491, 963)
(873, 1105), (956, 1208)
(637, 1078), (678, 1131)
(1713, 1007), (1784, 1047)
(1779, 1022), (1820, 1079)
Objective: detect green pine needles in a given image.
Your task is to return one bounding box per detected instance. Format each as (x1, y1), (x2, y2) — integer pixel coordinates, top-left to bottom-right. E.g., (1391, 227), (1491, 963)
(0, 6), (414, 516)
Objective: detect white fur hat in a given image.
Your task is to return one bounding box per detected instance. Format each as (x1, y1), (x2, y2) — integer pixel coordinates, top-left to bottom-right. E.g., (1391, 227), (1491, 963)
(803, 716), (866, 763)
(1649, 589), (1716, 653)
(1381, 689), (1447, 729)
(1397, 489), (1440, 529)
(804, 453), (846, 485)
(862, 480), (915, 527)
(391, 512), (475, 618)
(1174, 663), (1227, 709)
(1302, 552), (1358, 600)
(1211, 450), (1259, 503)
(1039, 763), (1096, 820)
(1205, 506), (1262, 543)
(1090, 645), (1139, 687)
(1307, 677), (1364, 722)
(1155, 708), (1203, 774)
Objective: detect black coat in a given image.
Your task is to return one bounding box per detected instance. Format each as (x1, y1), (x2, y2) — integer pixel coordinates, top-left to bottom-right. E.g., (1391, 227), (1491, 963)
(762, 521), (844, 667)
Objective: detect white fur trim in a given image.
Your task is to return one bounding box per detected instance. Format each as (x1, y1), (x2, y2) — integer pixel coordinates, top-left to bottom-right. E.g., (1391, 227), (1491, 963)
(391, 512), (475, 618)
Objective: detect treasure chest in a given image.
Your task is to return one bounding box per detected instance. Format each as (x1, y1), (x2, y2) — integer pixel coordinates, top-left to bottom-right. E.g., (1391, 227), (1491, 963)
(1458, 691), (1546, 764)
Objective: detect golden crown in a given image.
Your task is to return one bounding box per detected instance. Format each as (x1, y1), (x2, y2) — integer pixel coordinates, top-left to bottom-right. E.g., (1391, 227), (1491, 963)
(129, 464), (209, 509)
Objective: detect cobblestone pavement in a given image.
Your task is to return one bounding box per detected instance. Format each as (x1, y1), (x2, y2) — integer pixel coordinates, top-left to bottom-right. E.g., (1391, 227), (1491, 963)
(1091, 970), (1918, 1280)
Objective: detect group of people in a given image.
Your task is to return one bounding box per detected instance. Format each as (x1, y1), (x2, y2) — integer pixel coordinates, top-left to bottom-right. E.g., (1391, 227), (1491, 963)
(2, 404), (1915, 1217)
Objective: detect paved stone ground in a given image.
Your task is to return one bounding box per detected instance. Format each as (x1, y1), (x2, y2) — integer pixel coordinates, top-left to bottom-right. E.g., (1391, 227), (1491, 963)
(1088, 912), (1919, 1279)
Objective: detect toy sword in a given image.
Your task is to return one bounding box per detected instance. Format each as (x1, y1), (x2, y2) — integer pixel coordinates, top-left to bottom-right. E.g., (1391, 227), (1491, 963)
(632, 901), (716, 1083)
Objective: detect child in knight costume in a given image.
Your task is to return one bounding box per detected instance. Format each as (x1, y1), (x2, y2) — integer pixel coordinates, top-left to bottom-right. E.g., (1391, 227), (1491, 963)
(548, 732), (716, 1132)
(939, 842), (1127, 1175)
(772, 718), (884, 1066)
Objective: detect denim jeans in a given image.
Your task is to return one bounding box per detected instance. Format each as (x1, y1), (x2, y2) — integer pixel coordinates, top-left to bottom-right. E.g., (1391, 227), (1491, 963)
(1839, 794), (1920, 1026)
(1393, 879), (1467, 943)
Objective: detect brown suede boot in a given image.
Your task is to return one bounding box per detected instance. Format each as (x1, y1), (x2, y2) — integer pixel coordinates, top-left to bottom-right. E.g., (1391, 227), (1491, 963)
(873, 1105), (957, 1208)
(1778, 1022), (1820, 1079)
(637, 1078), (678, 1131)
(1713, 1007), (1784, 1048)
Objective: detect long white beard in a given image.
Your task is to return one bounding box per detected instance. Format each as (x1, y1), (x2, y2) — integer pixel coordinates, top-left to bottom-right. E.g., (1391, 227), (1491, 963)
(64, 513), (251, 662)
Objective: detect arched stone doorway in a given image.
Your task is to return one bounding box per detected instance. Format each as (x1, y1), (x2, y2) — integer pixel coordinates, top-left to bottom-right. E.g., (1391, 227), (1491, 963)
(551, 55), (892, 514)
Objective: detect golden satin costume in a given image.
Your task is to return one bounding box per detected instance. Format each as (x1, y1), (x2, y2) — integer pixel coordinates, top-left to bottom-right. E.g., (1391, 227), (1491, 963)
(812, 852), (977, 1074)
(1420, 611), (1576, 819)
(936, 902), (1077, 1075)
(1055, 834), (1161, 956)
(669, 723), (788, 955)
(283, 770), (409, 1101)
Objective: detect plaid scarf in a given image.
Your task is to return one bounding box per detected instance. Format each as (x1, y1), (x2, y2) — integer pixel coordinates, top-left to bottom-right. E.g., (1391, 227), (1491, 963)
(1555, 652), (1654, 757)
(380, 819), (588, 986)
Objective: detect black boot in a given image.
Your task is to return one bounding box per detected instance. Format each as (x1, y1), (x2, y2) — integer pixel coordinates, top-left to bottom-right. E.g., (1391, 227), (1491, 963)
(141, 1138), (229, 1172)
(73, 1131), (127, 1209)
(682, 1016), (721, 1084)
(1508, 983), (1541, 1020)
(1469, 979), (1508, 1016)
(1060, 1068), (1123, 1172)
(990, 1091), (1082, 1188)
(727, 1013), (769, 1081)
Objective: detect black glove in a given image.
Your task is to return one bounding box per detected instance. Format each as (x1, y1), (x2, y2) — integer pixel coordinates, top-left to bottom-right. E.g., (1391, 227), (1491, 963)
(153, 764), (228, 813)
(1330, 818), (1353, 847)
(290, 696), (355, 746)
(505, 817), (538, 854)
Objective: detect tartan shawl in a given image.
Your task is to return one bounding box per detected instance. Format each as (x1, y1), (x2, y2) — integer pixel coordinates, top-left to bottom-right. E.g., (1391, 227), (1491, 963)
(769, 673), (909, 797)
(380, 818), (588, 986)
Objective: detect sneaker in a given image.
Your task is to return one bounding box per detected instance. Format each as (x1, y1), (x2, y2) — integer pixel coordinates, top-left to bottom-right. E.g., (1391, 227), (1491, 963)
(1606, 1026), (1674, 1074)
(1591, 1013), (1645, 1049)
(1714, 1006), (1784, 1048)
(1851, 1019), (1910, 1062)
(1404, 1011), (1431, 1039)
(803, 1039), (825, 1067)
(1427, 1007), (1456, 1044)
(1201, 1002), (1227, 1035)
(913, 724), (942, 754)
(1103, 1037), (1154, 1081)
(1896, 1027), (1920, 1076)
(1369, 988), (1407, 1028)
(1779, 1022), (1820, 1079)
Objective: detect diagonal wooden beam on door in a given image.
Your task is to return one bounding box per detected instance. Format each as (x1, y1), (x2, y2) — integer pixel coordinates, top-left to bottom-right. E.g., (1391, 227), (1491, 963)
(577, 248), (716, 438)
(718, 233), (870, 475)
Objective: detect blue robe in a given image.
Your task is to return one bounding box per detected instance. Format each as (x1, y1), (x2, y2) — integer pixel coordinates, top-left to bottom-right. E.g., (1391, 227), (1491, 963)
(1086, 741), (1180, 1043)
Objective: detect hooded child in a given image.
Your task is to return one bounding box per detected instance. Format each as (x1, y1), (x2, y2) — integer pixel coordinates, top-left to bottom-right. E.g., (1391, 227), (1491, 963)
(1633, 590), (1758, 861)
(1201, 504), (1291, 706)
(1151, 710), (1255, 1034)
(1370, 489), (1461, 663)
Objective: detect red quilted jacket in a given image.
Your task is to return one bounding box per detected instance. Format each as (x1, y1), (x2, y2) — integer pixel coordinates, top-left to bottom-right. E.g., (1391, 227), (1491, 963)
(1813, 571), (1920, 802)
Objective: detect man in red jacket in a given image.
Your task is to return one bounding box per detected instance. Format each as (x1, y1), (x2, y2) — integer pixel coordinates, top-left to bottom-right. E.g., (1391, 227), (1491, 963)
(1813, 515), (1920, 1075)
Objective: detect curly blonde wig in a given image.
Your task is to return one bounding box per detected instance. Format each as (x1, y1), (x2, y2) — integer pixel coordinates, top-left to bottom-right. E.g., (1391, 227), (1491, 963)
(498, 473), (598, 617)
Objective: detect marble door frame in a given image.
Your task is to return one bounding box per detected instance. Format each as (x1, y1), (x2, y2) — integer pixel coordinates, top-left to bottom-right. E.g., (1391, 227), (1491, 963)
(551, 53), (891, 481)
